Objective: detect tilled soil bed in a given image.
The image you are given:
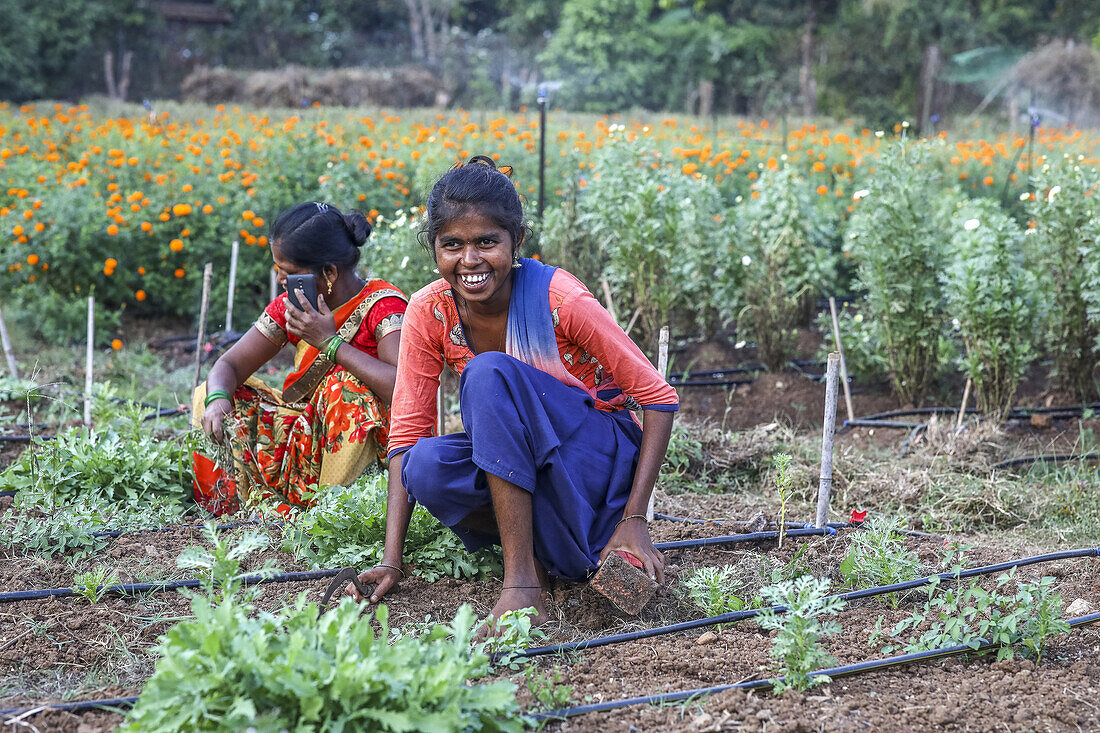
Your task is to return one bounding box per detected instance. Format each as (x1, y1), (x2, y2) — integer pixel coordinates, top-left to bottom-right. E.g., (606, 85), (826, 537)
(1, 506), (1097, 732)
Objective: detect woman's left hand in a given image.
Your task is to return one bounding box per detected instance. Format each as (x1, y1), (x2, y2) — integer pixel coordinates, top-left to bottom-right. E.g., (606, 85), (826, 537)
(285, 290), (337, 350)
(598, 517), (665, 584)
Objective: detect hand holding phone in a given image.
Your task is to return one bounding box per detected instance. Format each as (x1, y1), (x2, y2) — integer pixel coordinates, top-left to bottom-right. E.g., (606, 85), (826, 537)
(286, 274), (318, 311)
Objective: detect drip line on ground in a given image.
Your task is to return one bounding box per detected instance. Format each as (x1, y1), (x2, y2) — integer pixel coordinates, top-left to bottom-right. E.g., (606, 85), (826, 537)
(0, 567), (342, 604)
(531, 611), (1100, 721)
(992, 453), (1100, 470)
(508, 547), (1100, 660)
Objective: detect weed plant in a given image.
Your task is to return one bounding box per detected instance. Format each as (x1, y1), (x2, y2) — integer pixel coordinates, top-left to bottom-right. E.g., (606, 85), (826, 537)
(72, 565), (121, 604)
(757, 576), (844, 693)
(772, 452), (794, 547)
(838, 515), (924, 606)
(524, 664), (574, 715)
(124, 525), (522, 732)
(878, 570), (1070, 662)
(283, 472), (501, 581)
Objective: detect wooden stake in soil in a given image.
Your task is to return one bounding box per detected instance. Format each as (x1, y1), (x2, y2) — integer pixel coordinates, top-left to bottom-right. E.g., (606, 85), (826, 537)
(225, 240), (239, 334)
(193, 263), (214, 393)
(269, 267), (278, 303)
(436, 383), (445, 436)
(0, 308), (18, 380)
(645, 326), (671, 522)
(815, 352), (841, 528)
(84, 297), (94, 427)
(956, 377), (972, 431)
(828, 297), (854, 423)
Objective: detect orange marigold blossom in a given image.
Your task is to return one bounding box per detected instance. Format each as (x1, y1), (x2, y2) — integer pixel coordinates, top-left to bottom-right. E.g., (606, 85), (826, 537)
(172, 203), (192, 216)
(111, 339), (122, 350)
(27, 254), (38, 265)
(135, 290), (146, 301)
(170, 239), (184, 252)
(174, 268), (185, 278)
(107, 224), (119, 235)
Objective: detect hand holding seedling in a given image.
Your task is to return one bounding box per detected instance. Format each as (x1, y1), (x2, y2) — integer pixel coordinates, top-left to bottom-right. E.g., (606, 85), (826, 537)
(285, 289), (336, 350)
(598, 516), (665, 584)
(201, 396), (232, 442)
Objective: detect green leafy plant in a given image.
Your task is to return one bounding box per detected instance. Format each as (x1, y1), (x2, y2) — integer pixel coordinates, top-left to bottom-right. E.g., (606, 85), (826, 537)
(0, 424), (194, 509)
(176, 522), (279, 602)
(524, 664), (574, 719)
(737, 167), (841, 370)
(72, 565), (121, 604)
(283, 472), (501, 581)
(756, 576), (844, 693)
(883, 570), (1070, 662)
(479, 607), (548, 671)
(942, 198), (1040, 421)
(1026, 158), (1100, 399)
(124, 598), (522, 732)
(771, 452), (795, 548)
(838, 515), (924, 607)
(682, 565), (756, 616)
(846, 142), (958, 405)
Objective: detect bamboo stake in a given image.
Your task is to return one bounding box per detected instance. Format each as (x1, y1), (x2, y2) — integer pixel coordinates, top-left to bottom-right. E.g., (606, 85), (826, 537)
(437, 383), (445, 436)
(828, 297), (854, 423)
(193, 263), (213, 393)
(269, 267), (278, 303)
(0, 308), (18, 380)
(84, 297), (94, 427)
(815, 352), (841, 528)
(646, 326), (671, 522)
(623, 308), (642, 338)
(599, 279), (619, 324)
(956, 378), (972, 431)
(225, 240), (239, 333)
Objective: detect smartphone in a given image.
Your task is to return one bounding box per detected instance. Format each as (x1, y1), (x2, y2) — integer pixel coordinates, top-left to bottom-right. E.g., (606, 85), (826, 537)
(286, 273), (318, 311)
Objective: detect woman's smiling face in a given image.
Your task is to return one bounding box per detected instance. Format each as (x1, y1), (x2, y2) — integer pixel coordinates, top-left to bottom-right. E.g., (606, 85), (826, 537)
(434, 208), (515, 311)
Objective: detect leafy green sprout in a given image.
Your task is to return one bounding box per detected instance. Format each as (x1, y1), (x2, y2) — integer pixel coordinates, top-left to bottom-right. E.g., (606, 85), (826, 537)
(771, 452), (794, 548)
(524, 663), (575, 721)
(838, 514), (924, 607)
(756, 576), (844, 693)
(682, 565), (757, 616)
(72, 565), (122, 604)
(479, 607), (548, 671)
(175, 522), (280, 602)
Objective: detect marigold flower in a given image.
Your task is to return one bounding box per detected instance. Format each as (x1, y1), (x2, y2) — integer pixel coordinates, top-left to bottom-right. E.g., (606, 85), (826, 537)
(170, 239), (184, 252)
(174, 268), (185, 278)
(135, 290), (146, 301)
(252, 217), (264, 228)
(111, 339), (123, 350)
(242, 210), (255, 221)
(141, 221), (152, 232)
(107, 224), (119, 236)
(173, 203), (192, 216)
(27, 254), (38, 265)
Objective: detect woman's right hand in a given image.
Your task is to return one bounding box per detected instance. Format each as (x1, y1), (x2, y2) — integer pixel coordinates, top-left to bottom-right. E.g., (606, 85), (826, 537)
(344, 564), (402, 604)
(202, 398), (232, 441)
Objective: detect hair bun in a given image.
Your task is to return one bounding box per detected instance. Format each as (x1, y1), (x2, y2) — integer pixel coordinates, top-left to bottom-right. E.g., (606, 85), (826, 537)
(344, 211), (372, 247)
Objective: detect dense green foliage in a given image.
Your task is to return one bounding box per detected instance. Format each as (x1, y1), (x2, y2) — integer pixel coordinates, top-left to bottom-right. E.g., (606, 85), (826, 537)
(125, 525), (521, 732)
(942, 198), (1039, 420)
(757, 576), (844, 693)
(283, 473), (501, 581)
(846, 143), (958, 405)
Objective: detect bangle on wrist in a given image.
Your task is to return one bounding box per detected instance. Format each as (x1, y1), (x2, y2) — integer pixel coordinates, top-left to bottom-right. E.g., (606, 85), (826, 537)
(375, 562), (405, 579)
(325, 335), (345, 363)
(615, 513), (649, 529)
(204, 390), (231, 407)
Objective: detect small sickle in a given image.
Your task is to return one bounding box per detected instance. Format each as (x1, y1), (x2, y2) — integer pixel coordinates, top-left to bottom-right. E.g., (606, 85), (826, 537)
(318, 567), (374, 617)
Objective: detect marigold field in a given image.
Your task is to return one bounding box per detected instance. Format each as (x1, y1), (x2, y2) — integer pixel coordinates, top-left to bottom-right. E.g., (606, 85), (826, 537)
(2, 99), (1098, 345)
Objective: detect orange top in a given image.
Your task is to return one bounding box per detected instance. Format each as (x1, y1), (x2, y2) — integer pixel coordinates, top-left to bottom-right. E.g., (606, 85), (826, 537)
(388, 268), (678, 457)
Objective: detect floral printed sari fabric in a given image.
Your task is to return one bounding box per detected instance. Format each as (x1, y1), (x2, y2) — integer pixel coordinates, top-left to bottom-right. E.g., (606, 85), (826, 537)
(193, 279), (406, 515)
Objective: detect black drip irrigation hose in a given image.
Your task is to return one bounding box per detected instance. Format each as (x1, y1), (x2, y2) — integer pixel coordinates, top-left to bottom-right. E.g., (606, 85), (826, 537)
(653, 512), (807, 529)
(847, 402), (1100, 432)
(992, 453), (1100, 470)
(0, 567), (342, 604)
(6, 612), (1099, 723)
(508, 547), (1100, 661)
(87, 520), (280, 540)
(668, 360), (826, 387)
(1, 528), (835, 605)
(0, 405), (188, 443)
(531, 611), (1100, 721)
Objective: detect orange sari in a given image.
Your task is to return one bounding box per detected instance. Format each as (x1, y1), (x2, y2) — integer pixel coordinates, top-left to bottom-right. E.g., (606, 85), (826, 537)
(193, 281), (405, 515)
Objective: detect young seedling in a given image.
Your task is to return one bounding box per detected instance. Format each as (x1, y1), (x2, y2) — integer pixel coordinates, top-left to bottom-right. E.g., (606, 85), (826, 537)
(175, 522), (279, 602)
(479, 607), (547, 671)
(682, 565), (755, 616)
(838, 514), (923, 607)
(772, 452), (794, 548)
(757, 576), (844, 693)
(72, 565), (121, 604)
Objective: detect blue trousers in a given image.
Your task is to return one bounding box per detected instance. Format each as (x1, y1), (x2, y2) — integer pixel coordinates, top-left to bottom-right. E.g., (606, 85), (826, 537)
(402, 352), (642, 581)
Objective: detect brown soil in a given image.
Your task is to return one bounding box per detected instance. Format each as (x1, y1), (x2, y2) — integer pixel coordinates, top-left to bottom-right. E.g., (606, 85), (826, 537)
(2, 329), (1099, 731)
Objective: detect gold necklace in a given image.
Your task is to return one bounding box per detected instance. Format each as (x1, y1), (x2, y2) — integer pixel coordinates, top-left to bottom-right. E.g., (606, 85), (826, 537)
(458, 296), (505, 354)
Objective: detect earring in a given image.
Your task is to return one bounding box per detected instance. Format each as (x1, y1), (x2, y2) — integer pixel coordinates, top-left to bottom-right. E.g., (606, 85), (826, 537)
(327, 279), (333, 295)
(512, 255), (522, 269)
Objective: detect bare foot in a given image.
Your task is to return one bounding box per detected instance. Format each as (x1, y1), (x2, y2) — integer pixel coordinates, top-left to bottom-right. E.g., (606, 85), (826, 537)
(478, 587), (548, 641)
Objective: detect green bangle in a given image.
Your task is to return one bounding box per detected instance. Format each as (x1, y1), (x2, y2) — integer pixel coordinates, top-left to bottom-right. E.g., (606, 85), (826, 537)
(204, 390), (231, 407)
(325, 335), (344, 363)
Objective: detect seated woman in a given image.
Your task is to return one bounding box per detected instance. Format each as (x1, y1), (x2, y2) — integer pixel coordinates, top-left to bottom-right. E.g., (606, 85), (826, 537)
(346, 157), (677, 623)
(194, 202), (407, 515)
